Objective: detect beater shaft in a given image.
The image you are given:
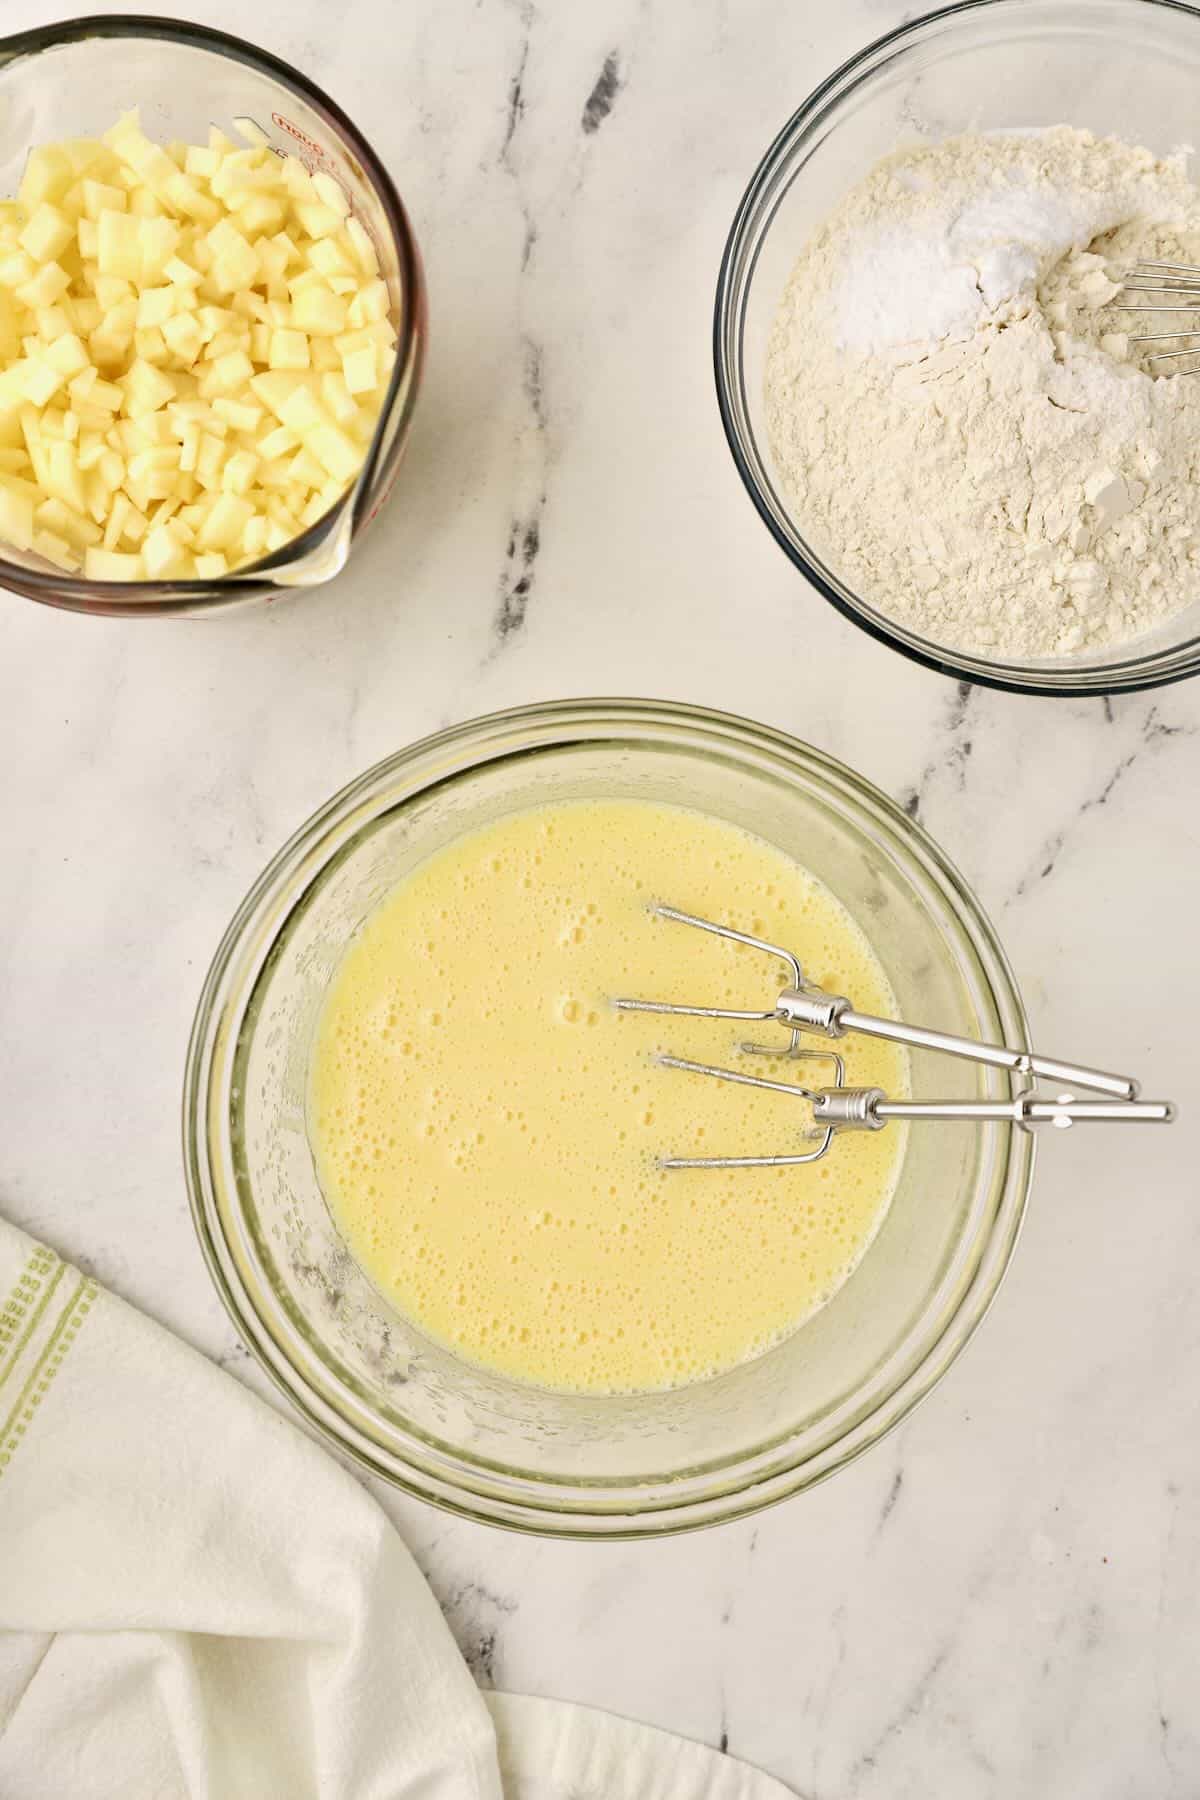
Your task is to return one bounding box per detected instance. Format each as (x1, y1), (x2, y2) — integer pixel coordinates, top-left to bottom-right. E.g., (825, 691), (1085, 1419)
(777, 992), (1139, 1100)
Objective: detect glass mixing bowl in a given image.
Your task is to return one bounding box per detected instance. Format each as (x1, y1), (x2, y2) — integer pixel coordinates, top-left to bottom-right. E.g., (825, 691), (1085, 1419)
(185, 701), (1034, 1536)
(0, 16), (424, 616)
(715, 0), (1200, 695)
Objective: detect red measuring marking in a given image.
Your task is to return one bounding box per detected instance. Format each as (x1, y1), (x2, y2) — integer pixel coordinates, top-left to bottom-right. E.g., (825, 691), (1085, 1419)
(271, 111), (329, 161)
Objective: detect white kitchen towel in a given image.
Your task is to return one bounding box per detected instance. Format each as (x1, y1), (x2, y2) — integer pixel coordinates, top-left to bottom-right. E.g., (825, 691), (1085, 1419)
(0, 1220), (794, 1800)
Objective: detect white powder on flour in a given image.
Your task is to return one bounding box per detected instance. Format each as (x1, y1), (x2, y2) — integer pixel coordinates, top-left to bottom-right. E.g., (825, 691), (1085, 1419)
(765, 127), (1200, 659)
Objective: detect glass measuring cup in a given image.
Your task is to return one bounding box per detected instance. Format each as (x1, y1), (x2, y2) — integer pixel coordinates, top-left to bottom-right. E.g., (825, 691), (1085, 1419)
(0, 17), (425, 617)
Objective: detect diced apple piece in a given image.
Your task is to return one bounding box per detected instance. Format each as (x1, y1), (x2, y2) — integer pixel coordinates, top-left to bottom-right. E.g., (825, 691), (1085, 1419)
(98, 450), (124, 493)
(221, 448), (259, 494)
(142, 519), (190, 577)
(299, 489), (331, 527)
(345, 217), (378, 277)
(197, 491), (253, 550)
(90, 377), (123, 413)
(71, 295), (101, 334)
(238, 194), (286, 235)
(104, 113), (180, 203)
(20, 203), (75, 264)
(128, 185), (163, 219)
(92, 273), (134, 311)
(186, 145), (220, 180)
(242, 513), (269, 558)
(204, 328), (248, 361)
(307, 235), (353, 279)
(85, 545), (142, 579)
(83, 468), (110, 521)
(36, 303), (76, 343)
(163, 254), (201, 288)
(97, 210), (142, 279)
(291, 281), (346, 336)
(294, 200), (344, 241)
(136, 285), (178, 329)
(311, 171), (350, 218)
(103, 490), (130, 548)
(212, 396), (262, 432)
(20, 146), (73, 211)
(134, 325), (169, 364)
(138, 216), (180, 281)
(0, 482), (35, 550)
(207, 348), (255, 394)
(341, 343), (377, 395)
(16, 263), (72, 309)
(269, 327), (310, 370)
(37, 494), (101, 548)
(44, 440), (87, 511)
(233, 117), (272, 150)
(161, 310), (204, 364)
(33, 527), (79, 570)
(82, 178), (127, 220)
(275, 383), (323, 435)
(257, 423), (298, 460)
(0, 249), (35, 290)
(249, 368), (307, 416)
(195, 305), (232, 342)
(44, 333), (91, 379)
(359, 278), (392, 325)
(12, 358), (64, 406)
(74, 404), (112, 434)
(119, 358), (176, 418)
(177, 421), (200, 472)
(321, 371), (357, 426)
(306, 420), (361, 483)
(287, 446), (326, 488)
(212, 243), (259, 294)
(196, 433), (228, 486)
(281, 159), (319, 202)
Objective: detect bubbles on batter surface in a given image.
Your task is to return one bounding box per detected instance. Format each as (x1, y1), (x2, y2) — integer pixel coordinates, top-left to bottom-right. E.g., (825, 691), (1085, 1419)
(309, 798), (907, 1393)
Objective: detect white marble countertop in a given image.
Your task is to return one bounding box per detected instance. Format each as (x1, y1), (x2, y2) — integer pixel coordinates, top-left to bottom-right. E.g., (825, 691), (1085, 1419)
(3, 0), (1199, 1793)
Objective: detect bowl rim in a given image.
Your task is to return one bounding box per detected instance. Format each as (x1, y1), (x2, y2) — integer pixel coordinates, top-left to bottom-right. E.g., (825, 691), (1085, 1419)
(183, 697), (1036, 1537)
(713, 0), (1200, 697)
(0, 11), (424, 615)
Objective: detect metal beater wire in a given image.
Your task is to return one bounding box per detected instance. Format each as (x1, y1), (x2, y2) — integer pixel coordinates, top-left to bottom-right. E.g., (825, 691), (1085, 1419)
(613, 907), (1175, 1167)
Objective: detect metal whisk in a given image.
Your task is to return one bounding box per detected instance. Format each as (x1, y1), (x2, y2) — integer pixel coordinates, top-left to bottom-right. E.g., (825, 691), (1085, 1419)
(613, 906), (1175, 1168)
(1109, 260), (1200, 370)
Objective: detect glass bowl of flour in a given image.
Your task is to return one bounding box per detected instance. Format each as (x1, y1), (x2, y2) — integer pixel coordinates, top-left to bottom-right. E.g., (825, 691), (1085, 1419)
(716, 0), (1200, 694)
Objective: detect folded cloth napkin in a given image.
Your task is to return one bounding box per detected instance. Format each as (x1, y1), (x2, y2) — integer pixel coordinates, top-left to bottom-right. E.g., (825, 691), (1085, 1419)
(0, 1219), (794, 1800)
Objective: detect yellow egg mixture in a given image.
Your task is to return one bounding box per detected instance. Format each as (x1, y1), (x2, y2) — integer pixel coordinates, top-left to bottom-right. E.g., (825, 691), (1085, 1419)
(309, 800), (907, 1393)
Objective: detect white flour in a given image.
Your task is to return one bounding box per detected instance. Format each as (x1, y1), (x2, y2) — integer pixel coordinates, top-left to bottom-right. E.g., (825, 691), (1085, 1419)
(765, 127), (1200, 659)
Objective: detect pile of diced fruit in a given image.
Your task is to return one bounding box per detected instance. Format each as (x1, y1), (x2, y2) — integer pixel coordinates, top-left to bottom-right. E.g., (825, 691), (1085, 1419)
(0, 111), (396, 580)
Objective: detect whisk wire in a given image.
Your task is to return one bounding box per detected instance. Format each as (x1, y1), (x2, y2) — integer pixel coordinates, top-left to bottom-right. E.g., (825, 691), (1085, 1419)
(1108, 260), (1200, 369)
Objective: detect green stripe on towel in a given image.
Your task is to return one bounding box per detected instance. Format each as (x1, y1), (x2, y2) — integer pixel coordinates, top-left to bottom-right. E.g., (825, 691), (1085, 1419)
(0, 1268), (96, 1482)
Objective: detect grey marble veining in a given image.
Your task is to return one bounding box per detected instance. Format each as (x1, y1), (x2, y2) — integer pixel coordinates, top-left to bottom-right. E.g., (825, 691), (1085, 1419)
(1, 1), (1198, 1795)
